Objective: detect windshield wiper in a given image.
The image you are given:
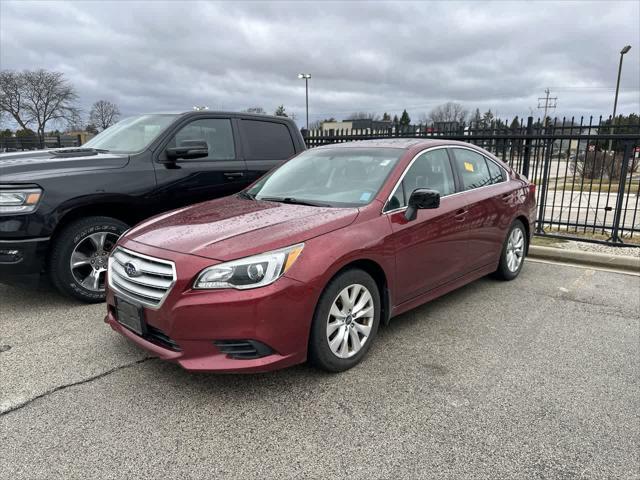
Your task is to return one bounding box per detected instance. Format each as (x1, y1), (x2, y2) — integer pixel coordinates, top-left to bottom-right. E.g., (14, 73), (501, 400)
(236, 191), (255, 200)
(258, 196), (332, 207)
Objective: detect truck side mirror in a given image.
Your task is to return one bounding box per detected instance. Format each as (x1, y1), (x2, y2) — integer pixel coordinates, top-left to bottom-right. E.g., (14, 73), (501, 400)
(165, 140), (209, 161)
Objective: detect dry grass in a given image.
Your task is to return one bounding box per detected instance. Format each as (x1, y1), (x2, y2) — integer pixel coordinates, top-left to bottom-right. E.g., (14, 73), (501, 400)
(536, 227), (640, 245)
(543, 178), (639, 194)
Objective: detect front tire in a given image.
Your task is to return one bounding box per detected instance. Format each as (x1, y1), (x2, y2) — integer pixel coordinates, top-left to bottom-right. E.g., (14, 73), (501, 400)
(495, 220), (527, 281)
(308, 269), (381, 372)
(49, 216), (128, 302)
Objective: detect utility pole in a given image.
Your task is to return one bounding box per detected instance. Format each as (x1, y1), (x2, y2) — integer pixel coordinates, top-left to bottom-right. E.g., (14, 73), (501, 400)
(608, 45), (632, 152)
(537, 88), (557, 128)
(298, 73), (311, 129)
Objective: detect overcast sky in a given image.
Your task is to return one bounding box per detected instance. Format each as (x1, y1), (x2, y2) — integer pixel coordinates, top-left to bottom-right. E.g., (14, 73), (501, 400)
(1, 0), (639, 128)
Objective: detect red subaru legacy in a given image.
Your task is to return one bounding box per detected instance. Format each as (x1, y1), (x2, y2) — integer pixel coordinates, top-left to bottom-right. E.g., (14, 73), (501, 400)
(105, 139), (536, 373)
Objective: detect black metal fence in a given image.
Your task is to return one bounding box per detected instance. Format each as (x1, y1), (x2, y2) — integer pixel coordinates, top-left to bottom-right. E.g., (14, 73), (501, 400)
(303, 116), (640, 246)
(0, 134), (83, 151)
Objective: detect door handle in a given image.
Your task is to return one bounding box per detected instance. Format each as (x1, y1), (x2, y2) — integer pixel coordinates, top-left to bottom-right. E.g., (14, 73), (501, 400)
(223, 172), (244, 179)
(454, 208), (467, 221)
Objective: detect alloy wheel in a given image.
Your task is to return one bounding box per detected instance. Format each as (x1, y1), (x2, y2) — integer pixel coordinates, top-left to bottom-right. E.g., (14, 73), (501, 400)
(69, 231), (119, 292)
(506, 227), (525, 272)
(326, 283), (374, 358)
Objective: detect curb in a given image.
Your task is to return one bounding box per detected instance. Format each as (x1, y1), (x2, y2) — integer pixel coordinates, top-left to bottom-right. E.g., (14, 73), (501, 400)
(528, 245), (640, 273)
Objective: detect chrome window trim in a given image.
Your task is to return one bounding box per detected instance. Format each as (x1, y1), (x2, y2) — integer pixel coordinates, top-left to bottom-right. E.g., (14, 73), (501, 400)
(107, 246), (177, 310)
(382, 145), (509, 215)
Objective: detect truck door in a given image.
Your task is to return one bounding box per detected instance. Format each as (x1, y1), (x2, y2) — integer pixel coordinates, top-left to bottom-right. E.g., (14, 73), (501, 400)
(238, 119), (298, 185)
(152, 117), (248, 208)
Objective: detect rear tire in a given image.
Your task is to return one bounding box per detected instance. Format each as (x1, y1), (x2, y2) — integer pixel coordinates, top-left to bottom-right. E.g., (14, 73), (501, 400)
(308, 269), (381, 372)
(49, 216), (128, 303)
(495, 220), (527, 281)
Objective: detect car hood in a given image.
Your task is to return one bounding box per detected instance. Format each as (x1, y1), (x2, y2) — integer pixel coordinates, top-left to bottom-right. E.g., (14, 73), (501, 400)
(0, 149), (129, 182)
(126, 195), (359, 261)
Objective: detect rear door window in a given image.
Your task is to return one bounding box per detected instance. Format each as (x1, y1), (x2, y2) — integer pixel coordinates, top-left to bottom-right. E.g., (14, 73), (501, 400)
(240, 120), (295, 160)
(486, 159), (506, 184)
(451, 148), (492, 191)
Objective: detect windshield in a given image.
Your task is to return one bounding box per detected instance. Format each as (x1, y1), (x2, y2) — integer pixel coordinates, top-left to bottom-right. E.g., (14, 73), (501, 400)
(247, 147), (404, 207)
(83, 114), (178, 153)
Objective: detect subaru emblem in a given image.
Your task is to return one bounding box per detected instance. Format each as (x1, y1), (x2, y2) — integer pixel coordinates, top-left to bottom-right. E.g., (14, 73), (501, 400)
(124, 261), (140, 277)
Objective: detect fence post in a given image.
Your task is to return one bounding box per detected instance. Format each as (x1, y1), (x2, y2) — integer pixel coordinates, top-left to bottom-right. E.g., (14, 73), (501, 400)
(535, 138), (553, 234)
(522, 116), (533, 178)
(609, 142), (632, 244)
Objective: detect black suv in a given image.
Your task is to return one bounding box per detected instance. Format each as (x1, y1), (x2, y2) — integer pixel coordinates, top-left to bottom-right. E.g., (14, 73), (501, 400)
(0, 111), (306, 302)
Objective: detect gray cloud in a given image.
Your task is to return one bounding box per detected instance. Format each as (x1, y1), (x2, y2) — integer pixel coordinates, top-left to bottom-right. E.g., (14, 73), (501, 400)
(1, 0), (638, 128)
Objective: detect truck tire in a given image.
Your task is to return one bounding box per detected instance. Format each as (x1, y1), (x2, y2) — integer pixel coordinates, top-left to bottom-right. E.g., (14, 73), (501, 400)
(49, 216), (128, 303)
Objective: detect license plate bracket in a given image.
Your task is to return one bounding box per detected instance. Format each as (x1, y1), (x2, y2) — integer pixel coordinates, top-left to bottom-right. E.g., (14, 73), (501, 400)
(115, 297), (147, 336)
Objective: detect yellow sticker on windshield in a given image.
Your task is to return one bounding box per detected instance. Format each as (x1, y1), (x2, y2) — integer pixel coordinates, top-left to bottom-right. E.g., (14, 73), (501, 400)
(464, 161), (474, 172)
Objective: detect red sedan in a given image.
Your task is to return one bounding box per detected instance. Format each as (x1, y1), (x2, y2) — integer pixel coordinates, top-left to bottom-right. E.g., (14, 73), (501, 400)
(105, 139), (536, 373)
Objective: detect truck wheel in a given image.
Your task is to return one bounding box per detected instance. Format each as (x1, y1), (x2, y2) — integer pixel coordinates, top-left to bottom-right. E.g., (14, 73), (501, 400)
(49, 216), (128, 303)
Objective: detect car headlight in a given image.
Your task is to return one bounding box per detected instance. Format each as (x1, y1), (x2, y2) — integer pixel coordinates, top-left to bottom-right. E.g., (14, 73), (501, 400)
(0, 188), (43, 214)
(193, 243), (304, 290)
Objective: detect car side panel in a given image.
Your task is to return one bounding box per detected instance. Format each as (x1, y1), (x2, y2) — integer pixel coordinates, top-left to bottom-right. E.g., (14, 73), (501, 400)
(459, 180), (520, 271)
(387, 193), (469, 304)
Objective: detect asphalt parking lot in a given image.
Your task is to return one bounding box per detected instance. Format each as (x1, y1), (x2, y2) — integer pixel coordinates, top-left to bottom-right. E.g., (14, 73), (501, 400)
(1, 261), (638, 479)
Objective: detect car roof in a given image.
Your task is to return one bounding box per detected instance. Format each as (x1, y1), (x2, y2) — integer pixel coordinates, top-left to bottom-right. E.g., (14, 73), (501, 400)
(314, 138), (478, 150)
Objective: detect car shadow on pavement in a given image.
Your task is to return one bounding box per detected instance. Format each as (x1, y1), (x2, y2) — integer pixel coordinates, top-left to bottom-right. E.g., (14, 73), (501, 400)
(0, 279), (83, 312)
(123, 277), (502, 397)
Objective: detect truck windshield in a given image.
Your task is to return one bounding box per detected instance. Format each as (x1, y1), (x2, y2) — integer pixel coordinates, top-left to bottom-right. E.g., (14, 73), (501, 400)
(247, 147), (404, 207)
(83, 114), (178, 153)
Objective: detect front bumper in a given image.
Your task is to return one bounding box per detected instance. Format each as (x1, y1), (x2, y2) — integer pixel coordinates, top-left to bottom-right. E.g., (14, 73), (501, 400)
(0, 237), (49, 279)
(105, 240), (318, 373)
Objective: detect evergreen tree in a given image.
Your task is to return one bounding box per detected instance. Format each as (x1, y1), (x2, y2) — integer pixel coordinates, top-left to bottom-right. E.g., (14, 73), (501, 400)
(274, 105), (288, 117)
(399, 109), (411, 126)
(482, 109), (494, 127)
(472, 108), (482, 127)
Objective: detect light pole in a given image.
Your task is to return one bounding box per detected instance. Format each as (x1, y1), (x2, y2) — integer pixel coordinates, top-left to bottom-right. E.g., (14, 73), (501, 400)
(298, 73), (311, 129)
(608, 45), (631, 152)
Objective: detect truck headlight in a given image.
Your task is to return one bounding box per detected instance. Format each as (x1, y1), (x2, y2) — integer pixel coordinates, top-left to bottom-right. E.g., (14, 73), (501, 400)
(193, 243), (304, 290)
(0, 188), (43, 213)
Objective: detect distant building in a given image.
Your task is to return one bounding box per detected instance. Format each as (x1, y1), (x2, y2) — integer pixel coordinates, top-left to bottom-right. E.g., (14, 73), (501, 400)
(65, 130), (95, 145)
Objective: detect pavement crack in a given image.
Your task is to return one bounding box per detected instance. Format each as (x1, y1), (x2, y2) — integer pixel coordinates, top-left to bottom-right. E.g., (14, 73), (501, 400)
(0, 357), (154, 416)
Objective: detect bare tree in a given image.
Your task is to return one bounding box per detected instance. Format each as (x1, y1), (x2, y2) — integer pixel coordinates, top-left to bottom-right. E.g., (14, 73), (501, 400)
(428, 102), (468, 125)
(89, 100), (120, 130)
(66, 110), (85, 132)
(20, 69), (79, 145)
(0, 70), (31, 130)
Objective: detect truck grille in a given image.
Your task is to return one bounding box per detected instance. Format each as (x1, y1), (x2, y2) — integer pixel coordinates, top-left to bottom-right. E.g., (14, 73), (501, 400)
(108, 247), (176, 308)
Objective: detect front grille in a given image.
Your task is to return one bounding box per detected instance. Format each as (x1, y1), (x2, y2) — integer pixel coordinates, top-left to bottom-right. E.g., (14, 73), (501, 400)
(146, 325), (181, 351)
(213, 340), (273, 359)
(108, 247), (176, 308)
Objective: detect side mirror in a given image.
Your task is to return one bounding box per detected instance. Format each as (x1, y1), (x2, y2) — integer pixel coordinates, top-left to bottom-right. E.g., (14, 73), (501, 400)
(165, 140), (209, 161)
(405, 188), (440, 221)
